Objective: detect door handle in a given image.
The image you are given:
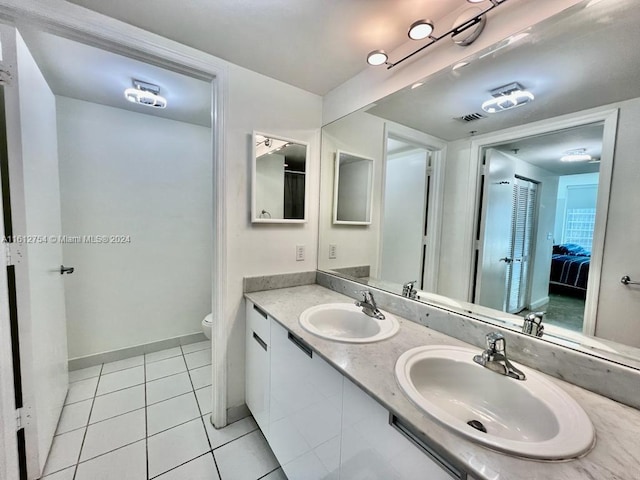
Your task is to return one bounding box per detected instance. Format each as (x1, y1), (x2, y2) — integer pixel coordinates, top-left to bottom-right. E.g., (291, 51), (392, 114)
(60, 265), (74, 275)
(499, 257), (512, 264)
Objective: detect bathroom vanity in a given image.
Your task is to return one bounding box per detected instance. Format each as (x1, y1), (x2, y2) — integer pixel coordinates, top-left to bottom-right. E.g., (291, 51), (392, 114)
(245, 283), (640, 480)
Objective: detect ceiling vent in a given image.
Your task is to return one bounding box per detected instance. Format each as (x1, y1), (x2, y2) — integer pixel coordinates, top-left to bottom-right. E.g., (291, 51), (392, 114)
(456, 112), (487, 122)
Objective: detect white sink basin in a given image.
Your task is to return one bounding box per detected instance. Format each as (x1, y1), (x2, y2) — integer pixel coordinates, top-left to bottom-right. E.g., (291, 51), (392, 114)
(395, 345), (595, 460)
(299, 303), (399, 343)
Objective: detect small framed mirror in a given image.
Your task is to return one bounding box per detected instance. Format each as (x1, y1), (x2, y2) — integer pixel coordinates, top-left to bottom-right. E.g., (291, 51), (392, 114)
(252, 132), (309, 223)
(333, 150), (374, 225)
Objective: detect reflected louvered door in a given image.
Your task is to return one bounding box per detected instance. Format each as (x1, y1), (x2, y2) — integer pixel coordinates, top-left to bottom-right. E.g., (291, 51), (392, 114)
(506, 178), (538, 313)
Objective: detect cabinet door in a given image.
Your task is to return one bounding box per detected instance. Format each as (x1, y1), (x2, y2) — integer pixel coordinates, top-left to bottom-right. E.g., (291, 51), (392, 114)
(340, 378), (456, 480)
(269, 320), (342, 480)
(245, 301), (270, 435)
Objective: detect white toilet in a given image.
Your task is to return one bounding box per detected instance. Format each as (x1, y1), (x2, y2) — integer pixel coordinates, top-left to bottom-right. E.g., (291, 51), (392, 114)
(202, 313), (213, 340)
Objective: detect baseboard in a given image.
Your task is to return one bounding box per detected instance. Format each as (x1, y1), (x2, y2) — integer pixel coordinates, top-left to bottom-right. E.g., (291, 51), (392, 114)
(529, 296), (550, 310)
(68, 332), (207, 371)
(226, 403), (251, 424)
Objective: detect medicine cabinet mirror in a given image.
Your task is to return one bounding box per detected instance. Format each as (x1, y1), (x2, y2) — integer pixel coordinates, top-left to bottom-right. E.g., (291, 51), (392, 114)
(252, 132), (309, 223)
(333, 151), (374, 225)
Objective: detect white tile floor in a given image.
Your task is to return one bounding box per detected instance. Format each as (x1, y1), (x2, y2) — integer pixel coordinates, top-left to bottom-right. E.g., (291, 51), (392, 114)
(41, 341), (285, 480)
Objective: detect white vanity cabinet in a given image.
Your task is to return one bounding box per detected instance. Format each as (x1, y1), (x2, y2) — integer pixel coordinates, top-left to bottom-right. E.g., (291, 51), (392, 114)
(245, 303), (469, 479)
(268, 320), (343, 479)
(340, 378), (461, 480)
(245, 301), (271, 434)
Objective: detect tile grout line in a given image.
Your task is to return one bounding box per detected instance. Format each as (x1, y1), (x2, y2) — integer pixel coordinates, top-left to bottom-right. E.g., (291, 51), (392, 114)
(147, 451), (212, 480)
(211, 427), (258, 452)
(51, 348), (211, 480)
(71, 362), (103, 480)
(257, 466), (282, 480)
(144, 352), (150, 480)
(181, 345), (224, 480)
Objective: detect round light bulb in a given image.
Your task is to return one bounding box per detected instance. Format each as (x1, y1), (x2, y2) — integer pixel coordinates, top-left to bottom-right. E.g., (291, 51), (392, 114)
(367, 50), (388, 66)
(408, 20), (434, 40)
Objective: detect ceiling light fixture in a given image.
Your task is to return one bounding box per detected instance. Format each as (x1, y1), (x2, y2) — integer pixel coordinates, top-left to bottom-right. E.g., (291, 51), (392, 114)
(481, 82), (534, 114)
(561, 149), (592, 162)
(124, 79), (167, 109)
(408, 19), (434, 40)
(367, 0), (509, 69)
(366, 49), (389, 66)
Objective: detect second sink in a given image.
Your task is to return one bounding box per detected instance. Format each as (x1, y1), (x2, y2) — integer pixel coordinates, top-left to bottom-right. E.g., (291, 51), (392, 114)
(299, 303), (399, 343)
(395, 345), (595, 460)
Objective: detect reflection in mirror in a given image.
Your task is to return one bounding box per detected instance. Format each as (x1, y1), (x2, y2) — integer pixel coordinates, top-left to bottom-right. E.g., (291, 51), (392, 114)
(252, 132), (308, 223)
(474, 123), (605, 336)
(318, 0), (640, 367)
(333, 151), (373, 225)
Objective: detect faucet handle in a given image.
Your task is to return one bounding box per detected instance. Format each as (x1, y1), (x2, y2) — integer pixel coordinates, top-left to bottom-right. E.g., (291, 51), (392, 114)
(486, 332), (506, 354)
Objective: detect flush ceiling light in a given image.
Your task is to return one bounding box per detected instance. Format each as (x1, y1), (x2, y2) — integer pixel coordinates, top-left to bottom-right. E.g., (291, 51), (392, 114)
(561, 149), (592, 162)
(467, 0), (486, 3)
(408, 19), (434, 40)
(366, 49), (389, 66)
(124, 79), (167, 109)
(366, 0), (509, 69)
(481, 82), (534, 114)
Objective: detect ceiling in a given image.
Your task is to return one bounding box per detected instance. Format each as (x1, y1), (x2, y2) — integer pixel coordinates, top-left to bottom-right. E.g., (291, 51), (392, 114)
(63, 0), (473, 95)
(493, 123), (603, 176)
(20, 28), (212, 127)
(365, 0), (640, 141)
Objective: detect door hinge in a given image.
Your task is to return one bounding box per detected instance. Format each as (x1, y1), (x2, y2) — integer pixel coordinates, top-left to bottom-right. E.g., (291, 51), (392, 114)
(4, 242), (23, 266)
(16, 407), (22, 430)
(15, 405), (30, 431)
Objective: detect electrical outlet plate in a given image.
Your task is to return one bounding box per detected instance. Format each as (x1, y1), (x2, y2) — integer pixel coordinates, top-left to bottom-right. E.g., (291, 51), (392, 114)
(329, 244), (337, 259)
(296, 245), (305, 261)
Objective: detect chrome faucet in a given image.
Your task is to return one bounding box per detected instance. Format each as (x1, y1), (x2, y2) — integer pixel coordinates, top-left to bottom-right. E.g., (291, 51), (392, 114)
(402, 280), (419, 300)
(522, 311), (544, 338)
(473, 332), (526, 381)
(355, 290), (385, 320)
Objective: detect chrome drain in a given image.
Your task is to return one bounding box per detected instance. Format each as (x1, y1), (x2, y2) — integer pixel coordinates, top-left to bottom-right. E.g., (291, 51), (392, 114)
(467, 420), (487, 433)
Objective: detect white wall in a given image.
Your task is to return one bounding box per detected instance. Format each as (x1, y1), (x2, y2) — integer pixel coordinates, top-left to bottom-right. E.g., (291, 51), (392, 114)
(437, 138), (473, 301)
(319, 112), (384, 274)
(596, 97), (640, 346)
(57, 96), (212, 359)
(225, 63), (322, 408)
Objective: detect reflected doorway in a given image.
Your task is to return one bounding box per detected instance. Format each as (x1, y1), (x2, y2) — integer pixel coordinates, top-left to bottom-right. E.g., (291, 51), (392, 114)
(474, 123), (604, 333)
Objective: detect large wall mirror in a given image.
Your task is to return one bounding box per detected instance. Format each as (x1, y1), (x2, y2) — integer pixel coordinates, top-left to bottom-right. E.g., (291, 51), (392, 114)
(252, 132), (309, 223)
(318, 0), (640, 368)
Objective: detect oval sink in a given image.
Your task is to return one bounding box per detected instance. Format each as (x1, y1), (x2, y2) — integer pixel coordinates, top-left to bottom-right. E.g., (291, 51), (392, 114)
(299, 303), (399, 343)
(395, 345), (595, 460)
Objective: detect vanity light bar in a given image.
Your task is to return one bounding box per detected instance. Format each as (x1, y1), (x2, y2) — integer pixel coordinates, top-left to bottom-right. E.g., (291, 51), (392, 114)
(367, 0), (510, 70)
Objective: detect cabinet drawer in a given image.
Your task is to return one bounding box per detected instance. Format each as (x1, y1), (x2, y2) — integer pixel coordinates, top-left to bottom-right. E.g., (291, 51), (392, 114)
(247, 300), (270, 344)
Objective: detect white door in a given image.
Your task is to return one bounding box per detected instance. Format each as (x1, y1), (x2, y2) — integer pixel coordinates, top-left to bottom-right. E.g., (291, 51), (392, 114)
(381, 148), (430, 286)
(476, 149), (516, 311)
(2, 27), (69, 479)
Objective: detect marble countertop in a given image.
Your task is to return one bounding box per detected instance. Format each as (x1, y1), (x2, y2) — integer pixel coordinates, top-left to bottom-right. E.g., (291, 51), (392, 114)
(245, 284), (640, 480)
